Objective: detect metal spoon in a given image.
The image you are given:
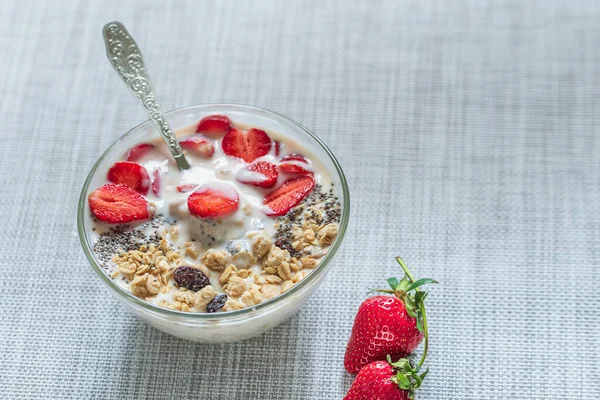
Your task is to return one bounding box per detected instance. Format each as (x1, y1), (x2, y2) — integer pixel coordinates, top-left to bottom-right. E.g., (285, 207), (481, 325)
(102, 21), (190, 170)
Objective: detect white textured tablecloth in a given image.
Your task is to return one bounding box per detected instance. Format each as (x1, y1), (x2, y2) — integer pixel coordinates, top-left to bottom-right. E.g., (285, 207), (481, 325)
(2, 0), (599, 398)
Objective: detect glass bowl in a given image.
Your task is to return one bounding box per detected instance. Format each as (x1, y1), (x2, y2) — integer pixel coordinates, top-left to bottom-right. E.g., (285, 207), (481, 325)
(77, 104), (350, 343)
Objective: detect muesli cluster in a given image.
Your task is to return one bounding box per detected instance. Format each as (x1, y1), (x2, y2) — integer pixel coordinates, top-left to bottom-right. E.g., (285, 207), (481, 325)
(88, 114), (341, 313)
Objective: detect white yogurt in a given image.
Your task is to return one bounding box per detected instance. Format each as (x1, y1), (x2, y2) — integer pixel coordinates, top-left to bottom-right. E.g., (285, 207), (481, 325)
(89, 120), (337, 307)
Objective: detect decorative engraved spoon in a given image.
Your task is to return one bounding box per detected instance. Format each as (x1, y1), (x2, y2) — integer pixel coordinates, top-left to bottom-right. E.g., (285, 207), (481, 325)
(103, 21), (190, 170)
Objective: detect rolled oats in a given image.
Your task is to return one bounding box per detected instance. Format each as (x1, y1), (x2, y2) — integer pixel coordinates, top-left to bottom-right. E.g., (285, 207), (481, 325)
(194, 285), (217, 310)
(265, 245), (290, 268)
(277, 262), (292, 281)
(219, 264), (238, 285)
(232, 251), (255, 269)
(292, 270), (307, 284)
(318, 223), (338, 246)
(184, 241), (203, 259)
(264, 275), (283, 284)
(300, 257), (318, 269)
(130, 274), (161, 299)
(159, 238), (170, 254)
(303, 229), (315, 241)
(100, 178), (341, 313)
(223, 298), (244, 311)
(241, 286), (262, 306)
(237, 269), (252, 279)
(201, 249), (230, 272)
(249, 230), (272, 259)
(263, 266), (278, 275)
(118, 261), (136, 277)
(223, 276), (246, 297)
(175, 290), (195, 307)
(260, 284), (280, 299)
(281, 280), (294, 293)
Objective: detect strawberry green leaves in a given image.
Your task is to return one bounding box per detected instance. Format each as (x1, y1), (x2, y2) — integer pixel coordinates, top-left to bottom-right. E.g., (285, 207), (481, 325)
(369, 258), (437, 399)
(406, 278), (438, 292)
(377, 258), (437, 334)
(387, 355), (429, 400)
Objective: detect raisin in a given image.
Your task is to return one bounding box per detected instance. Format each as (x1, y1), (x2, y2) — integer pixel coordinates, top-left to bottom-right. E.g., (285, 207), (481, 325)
(206, 294), (227, 313)
(173, 266), (210, 292)
(274, 238), (296, 256)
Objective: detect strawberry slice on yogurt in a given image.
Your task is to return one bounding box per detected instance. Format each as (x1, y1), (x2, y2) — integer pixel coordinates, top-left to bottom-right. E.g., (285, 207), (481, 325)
(177, 184), (199, 193)
(180, 137), (215, 158)
(222, 128), (272, 163)
(236, 161), (278, 188)
(188, 183), (240, 218)
(262, 175), (315, 216)
(88, 183), (154, 223)
(279, 154), (313, 175)
(107, 161), (150, 195)
(126, 143), (156, 162)
(195, 115), (232, 136)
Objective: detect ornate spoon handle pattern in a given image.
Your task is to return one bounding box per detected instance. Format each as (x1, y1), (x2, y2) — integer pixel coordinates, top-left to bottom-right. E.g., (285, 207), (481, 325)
(102, 21), (190, 170)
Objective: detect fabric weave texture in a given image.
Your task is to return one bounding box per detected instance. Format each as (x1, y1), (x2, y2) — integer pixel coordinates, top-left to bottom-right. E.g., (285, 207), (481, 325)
(1, 0), (599, 398)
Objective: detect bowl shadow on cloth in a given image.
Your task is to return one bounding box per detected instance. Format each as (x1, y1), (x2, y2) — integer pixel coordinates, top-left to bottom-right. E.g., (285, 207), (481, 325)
(116, 312), (330, 397)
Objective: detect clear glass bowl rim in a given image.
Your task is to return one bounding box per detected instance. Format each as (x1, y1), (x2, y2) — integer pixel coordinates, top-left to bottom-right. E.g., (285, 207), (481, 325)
(77, 103), (350, 321)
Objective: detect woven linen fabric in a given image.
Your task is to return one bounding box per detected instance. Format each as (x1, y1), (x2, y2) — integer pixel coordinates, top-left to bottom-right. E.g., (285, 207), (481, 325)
(1, 0), (599, 398)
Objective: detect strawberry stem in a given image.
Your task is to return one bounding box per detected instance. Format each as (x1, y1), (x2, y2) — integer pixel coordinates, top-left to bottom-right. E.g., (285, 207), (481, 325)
(417, 294), (429, 369)
(395, 257), (429, 369)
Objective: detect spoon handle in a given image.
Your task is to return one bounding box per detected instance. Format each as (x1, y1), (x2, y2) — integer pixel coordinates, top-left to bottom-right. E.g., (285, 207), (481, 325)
(102, 21), (190, 170)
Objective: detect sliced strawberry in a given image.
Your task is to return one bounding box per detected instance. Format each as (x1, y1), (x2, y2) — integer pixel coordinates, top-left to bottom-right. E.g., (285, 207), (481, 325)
(195, 115), (232, 135)
(177, 184), (199, 193)
(279, 154), (313, 175)
(88, 184), (153, 223)
(188, 183), (239, 218)
(236, 161), (278, 188)
(107, 161), (150, 194)
(151, 169), (161, 196)
(222, 128), (272, 162)
(281, 154), (307, 163)
(262, 175), (315, 216)
(126, 143), (155, 162)
(180, 136), (215, 158)
(274, 141), (282, 156)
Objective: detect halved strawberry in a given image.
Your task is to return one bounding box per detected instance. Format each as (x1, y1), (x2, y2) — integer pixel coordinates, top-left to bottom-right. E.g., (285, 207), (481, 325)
(177, 184), (199, 193)
(88, 184), (153, 223)
(236, 161), (278, 188)
(188, 183), (239, 218)
(195, 115), (232, 135)
(151, 169), (161, 196)
(126, 143), (155, 162)
(262, 175), (315, 216)
(107, 161), (150, 194)
(279, 154), (313, 175)
(180, 136), (215, 158)
(222, 128), (272, 162)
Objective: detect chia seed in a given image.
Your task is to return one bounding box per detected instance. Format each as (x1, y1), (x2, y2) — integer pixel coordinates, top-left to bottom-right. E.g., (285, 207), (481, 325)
(273, 184), (341, 244)
(93, 216), (166, 269)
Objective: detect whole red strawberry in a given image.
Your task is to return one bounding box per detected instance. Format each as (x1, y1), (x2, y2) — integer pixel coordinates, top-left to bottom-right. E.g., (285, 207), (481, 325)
(344, 258), (436, 374)
(344, 357), (429, 400)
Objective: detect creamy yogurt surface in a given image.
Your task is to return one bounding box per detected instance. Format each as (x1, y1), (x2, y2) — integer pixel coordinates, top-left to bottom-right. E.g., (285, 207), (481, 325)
(87, 115), (341, 313)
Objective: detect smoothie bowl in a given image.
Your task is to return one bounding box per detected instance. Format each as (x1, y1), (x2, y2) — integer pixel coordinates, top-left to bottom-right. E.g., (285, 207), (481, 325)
(77, 104), (349, 342)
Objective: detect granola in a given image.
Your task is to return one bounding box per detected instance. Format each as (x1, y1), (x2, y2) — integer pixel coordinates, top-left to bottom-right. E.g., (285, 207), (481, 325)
(88, 115), (342, 313)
